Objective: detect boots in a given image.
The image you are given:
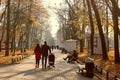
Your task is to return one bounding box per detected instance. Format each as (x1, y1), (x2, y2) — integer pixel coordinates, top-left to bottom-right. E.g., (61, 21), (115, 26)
(37, 64), (39, 68)
(35, 65), (37, 68)
(35, 64), (39, 68)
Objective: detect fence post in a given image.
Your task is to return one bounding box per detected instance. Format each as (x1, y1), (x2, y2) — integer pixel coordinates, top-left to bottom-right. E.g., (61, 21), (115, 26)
(22, 55), (24, 59)
(100, 68), (103, 74)
(95, 66), (97, 72)
(106, 71), (109, 80)
(17, 57), (18, 62)
(114, 75), (117, 80)
(12, 58), (14, 64)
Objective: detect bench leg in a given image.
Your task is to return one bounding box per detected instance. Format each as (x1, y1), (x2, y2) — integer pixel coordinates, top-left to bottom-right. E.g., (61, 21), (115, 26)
(81, 69), (84, 74)
(79, 68), (80, 72)
(79, 68), (84, 74)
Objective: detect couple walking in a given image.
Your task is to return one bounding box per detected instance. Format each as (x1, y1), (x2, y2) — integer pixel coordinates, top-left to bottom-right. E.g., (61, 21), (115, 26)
(34, 41), (51, 69)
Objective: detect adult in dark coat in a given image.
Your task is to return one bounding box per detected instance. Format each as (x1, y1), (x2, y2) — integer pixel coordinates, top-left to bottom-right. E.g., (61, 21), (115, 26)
(34, 44), (41, 68)
(41, 41), (51, 69)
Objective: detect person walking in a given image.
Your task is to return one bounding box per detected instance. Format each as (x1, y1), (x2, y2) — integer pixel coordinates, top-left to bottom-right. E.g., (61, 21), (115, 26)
(41, 41), (51, 69)
(34, 44), (42, 68)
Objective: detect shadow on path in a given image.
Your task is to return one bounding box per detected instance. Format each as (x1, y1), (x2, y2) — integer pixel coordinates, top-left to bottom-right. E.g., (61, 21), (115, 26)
(0, 67), (55, 79)
(44, 66), (92, 80)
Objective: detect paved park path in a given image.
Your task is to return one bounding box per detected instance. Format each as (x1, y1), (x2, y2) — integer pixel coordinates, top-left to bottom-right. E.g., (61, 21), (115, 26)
(0, 49), (98, 80)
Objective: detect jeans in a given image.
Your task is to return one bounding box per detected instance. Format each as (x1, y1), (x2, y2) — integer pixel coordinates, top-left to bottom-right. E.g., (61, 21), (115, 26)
(42, 55), (48, 68)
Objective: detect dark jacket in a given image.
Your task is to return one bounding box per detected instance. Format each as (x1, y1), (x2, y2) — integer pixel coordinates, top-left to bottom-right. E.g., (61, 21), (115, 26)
(41, 44), (51, 56)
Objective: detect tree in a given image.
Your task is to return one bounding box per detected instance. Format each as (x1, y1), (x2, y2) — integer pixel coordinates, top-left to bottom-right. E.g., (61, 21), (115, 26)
(64, 0), (88, 52)
(110, 0), (120, 17)
(105, 0), (120, 63)
(86, 0), (94, 55)
(0, 0), (49, 56)
(90, 0), (108, 60)
(5, 0), (11, 56)
(111, 0), (120, 63)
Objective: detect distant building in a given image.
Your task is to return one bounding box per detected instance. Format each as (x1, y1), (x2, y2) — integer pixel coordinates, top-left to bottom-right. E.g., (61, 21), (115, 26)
(85, 33), (109, 54)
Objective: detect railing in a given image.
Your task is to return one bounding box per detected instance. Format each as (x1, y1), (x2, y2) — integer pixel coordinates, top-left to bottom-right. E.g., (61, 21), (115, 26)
(95, 65), (120, 80)
(12, 54), (30, 64)
(79, 57), (120, 80)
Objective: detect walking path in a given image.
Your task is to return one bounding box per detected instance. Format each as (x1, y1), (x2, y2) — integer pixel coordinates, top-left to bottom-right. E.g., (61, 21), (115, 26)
(0, 49), (99, 80)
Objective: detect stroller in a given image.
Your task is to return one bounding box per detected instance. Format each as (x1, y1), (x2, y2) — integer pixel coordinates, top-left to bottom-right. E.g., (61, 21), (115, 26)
(48, 53), (55, 68)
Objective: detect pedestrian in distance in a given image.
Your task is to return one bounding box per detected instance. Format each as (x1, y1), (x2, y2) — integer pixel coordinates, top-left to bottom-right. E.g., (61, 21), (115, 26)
(34, 44), (42, 68)
(56, 45), (59, 50)
(51, 45), (54, 51)
(41, 41), (51, 69)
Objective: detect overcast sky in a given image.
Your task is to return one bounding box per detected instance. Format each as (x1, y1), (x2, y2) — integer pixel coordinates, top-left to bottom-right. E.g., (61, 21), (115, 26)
(42, 0), (64, 38)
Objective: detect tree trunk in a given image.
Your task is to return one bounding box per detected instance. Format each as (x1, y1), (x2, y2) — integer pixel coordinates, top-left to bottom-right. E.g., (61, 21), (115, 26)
(12, 26), (16, 56)
(18, 34), (23, 50)
(106, 2), (109, 52)
(86, 0), (94, 55)
(90, 0), (108, 60)
(0, 41), (2, 52)
(110, 0), (120, 17)
(5, 0), (11, 56)
(11, 38), (13, 52)
(112, 4), (120, 63)
(80, 39), (83, 52)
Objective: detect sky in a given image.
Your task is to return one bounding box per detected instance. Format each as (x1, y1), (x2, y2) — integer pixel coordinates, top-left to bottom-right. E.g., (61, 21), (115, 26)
(42, 0), (64, 38)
